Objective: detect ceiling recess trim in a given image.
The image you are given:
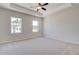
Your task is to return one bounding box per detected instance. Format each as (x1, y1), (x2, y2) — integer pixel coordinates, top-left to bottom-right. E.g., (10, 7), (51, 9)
(0, 3), (73, 18)
(0, 3), (43, 18)
(43, 3), (72, 17)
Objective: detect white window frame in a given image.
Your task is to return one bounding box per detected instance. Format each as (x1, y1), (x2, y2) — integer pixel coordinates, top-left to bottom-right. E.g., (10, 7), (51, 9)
(11, 17), (22, 34)
(32, 20), (39, 32)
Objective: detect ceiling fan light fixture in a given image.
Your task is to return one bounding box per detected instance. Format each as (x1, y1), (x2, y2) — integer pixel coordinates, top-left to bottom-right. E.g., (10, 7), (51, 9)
(37, 6), (41, 9)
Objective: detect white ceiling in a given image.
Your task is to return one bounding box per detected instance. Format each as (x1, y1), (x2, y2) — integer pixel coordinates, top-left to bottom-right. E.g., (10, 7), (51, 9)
(15, 3), (71, 16)
(0, 3), (72, 17)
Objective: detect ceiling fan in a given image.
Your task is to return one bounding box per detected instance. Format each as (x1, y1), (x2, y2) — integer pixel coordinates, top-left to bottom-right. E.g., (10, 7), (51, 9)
(31, 3), (48, 12)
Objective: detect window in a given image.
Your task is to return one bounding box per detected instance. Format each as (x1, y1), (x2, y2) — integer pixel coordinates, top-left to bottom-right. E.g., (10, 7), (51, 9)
(32, 20), (39, 32)
(11, 17), (22, 34)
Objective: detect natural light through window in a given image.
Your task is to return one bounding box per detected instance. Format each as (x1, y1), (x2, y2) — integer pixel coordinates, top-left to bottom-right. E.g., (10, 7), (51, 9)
(11, 17), (22, 34)
(32, 20), (39, 32)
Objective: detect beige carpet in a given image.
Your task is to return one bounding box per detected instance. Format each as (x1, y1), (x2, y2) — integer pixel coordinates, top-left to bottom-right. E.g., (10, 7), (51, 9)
(0, 37), (79, 55)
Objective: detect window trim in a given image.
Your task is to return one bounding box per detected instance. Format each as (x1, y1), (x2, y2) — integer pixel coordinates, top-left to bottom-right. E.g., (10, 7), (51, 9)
(11, 17), (22, 34)
(32, 20), (39, 32)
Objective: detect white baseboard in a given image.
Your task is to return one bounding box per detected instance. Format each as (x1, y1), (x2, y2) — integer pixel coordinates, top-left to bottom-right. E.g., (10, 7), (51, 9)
(44, 36), (79, 45)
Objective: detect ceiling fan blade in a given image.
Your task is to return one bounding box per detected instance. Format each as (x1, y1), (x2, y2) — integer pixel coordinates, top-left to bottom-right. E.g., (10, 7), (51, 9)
(42, 3), (48, 6)
(42, 7), (46, 11)
(38, 3), (41, 6)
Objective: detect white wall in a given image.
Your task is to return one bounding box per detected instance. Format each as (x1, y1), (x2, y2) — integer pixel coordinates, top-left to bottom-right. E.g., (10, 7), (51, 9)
(0, 8), (43, 44)
(44, 6), (79, 44)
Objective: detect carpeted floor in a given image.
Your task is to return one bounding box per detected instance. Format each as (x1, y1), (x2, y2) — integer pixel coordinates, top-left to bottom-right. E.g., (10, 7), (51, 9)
(0, 37), (79, 55)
